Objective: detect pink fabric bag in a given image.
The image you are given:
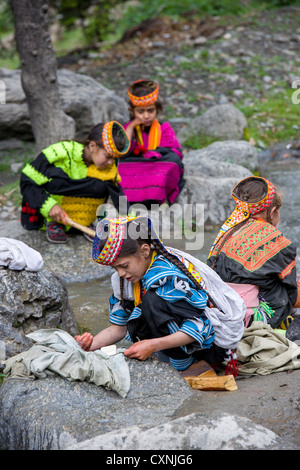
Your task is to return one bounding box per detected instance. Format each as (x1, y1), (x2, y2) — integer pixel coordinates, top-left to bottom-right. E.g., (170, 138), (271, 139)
(226, 283), (260, 328)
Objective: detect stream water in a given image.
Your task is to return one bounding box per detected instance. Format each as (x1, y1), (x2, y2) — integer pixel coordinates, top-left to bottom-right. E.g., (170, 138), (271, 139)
(67, 146), (300, 336)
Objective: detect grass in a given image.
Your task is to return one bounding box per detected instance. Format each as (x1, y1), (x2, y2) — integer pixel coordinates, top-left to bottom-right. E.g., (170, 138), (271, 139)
(0, 181), (22, 208)
(236, 88), (300, 147)
(183, 87), (300, 151)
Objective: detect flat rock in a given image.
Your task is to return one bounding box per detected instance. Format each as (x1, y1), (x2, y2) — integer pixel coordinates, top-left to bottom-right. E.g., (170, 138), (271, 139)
(0, 358), (195, 450)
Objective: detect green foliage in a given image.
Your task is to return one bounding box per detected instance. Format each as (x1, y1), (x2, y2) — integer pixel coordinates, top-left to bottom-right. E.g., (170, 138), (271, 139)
(0, 0), (13, 37)
(53, 0), (119, 43)
(184, 133), (220, 149)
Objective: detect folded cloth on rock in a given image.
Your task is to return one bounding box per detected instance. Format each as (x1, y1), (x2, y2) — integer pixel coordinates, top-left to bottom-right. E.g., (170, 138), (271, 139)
(236, 321), (300, 376)
(3, 328), (130, 398)
(0, 237), (43, 271)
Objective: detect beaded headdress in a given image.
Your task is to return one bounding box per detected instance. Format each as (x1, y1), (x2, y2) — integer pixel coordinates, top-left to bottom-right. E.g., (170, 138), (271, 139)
(208, 176), (276, 258)
(102, 121), (130, 158)
(92, 216), (162, 266)
(127, 79), (159, 107)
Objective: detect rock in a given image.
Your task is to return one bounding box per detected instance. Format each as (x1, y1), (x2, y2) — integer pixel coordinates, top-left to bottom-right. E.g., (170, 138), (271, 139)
(58, 69), (128, 140)
(10, 162), (23, 173)
(0, 220), (112, 284)
(0, 68), (128, 141)
(66, 412), (287, 450)
(0, 267), (78, 359)
(176, 174), (248, 227)
(175, 141), (254, 226)
(184, 140), (258, 172)
(178, 104), (248, 142)
(0, 358), (195, 450)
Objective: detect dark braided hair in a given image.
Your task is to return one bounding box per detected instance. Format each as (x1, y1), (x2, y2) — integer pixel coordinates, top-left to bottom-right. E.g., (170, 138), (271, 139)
(210, 178), (282, 270)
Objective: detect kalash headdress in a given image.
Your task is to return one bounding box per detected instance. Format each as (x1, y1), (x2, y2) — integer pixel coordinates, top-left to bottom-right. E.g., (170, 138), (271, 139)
(208, 176), (276, 258)
(92, 216), (163, 266)
(127, 79), (159, 107)
(102, 121), (130, 158)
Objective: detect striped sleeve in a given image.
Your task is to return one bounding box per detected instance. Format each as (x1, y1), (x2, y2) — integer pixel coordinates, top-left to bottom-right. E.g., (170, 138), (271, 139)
(167, 318), (215, 351)
(109, 294), (129, 326)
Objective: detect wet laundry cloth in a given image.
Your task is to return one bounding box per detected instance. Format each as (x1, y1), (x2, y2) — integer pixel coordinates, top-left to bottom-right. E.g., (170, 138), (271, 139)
(236, 322), (300, 376)
(0, 237), (43, 271)
(3, 329), (130, 398)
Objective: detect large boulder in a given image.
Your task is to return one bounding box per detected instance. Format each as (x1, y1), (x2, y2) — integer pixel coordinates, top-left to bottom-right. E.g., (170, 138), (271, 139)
(176, 141), (254, 227)
(178, 104), (248, 143)
(0, 68), (128, 141)
(0, 356), (296, 450)
(67, 412), (286, 451)
(0, 267), (78, 359)
(0, 358), (195, 450)
(184, 140), (258, 172)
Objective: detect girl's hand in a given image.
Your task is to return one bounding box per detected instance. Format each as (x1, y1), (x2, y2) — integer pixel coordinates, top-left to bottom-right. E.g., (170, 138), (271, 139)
(125, 118), (144, 139)
(74, 332), (94, 351)
(49, 204), (67, 224)
(131, 117), (144, 128)
(124, 339), (156, 361)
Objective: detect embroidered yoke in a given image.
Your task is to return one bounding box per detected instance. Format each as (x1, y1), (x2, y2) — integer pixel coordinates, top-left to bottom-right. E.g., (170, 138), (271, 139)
(207, 217), (298, 328)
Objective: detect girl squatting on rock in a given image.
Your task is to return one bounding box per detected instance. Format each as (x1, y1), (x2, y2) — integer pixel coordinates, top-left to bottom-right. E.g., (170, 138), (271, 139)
(75, 215), (246, 376)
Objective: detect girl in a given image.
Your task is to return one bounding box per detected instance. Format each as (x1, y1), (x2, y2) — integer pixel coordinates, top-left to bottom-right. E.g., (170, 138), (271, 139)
(20, 121), (130, 243)
(207, 176), (300, 330)
(75, 216), (246, 376)
(117, 79), (185, 207)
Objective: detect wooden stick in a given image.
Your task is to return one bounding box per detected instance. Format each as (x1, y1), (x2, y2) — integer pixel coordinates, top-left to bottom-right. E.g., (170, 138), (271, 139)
(184, 372), (238, 391)
(64, 216), (96, 237)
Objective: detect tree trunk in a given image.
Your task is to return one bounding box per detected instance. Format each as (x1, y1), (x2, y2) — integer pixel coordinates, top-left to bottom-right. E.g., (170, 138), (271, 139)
(11, 0), (75, 152)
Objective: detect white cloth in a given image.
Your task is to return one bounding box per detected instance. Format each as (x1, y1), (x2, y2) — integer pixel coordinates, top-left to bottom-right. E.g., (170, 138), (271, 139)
(168, 247), (246, 350)
(3, 329), (130, 398)
(111, 271), (134, 301)
(0, 237), (43, 271)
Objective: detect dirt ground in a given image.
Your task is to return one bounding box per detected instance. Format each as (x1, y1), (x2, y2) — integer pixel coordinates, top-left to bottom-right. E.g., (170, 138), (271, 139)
(176, 368), (300, 449)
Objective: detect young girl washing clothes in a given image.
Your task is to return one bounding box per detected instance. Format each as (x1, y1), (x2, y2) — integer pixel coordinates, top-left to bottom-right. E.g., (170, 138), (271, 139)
(74, 216), (246, 376)
(117, 79), (185, 207)
(20, 121), (130, 243)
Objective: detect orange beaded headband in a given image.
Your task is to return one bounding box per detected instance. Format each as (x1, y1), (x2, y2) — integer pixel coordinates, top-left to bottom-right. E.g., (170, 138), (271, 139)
(127, 79), (159, 107)
(102, 121), (130, 158)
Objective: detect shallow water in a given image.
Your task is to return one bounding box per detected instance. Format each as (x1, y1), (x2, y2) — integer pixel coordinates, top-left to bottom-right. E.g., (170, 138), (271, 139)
(67, 153), (300, 335)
